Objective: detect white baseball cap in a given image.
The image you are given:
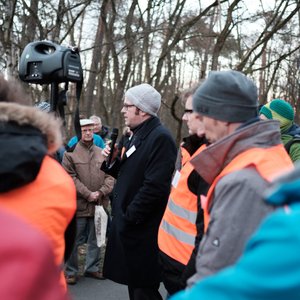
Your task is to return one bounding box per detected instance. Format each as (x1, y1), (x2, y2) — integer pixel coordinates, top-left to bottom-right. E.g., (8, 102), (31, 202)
(80, 119), (95, 127)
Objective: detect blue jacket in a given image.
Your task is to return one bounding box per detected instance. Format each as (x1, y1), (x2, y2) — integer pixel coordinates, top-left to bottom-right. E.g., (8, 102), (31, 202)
(172, 167), (300, 300)
(67, 134), (105, 149)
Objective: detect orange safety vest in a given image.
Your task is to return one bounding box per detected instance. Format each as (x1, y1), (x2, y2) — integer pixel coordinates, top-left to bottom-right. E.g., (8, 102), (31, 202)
(181, 147), (191, 167)
(202, 144), (294, 232)
(0, 155), (76, 290)
(158, 145), (206, 265)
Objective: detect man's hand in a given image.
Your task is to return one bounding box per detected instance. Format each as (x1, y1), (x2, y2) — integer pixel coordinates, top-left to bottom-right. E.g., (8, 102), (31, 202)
(101, 144), (111, 158)
(88, 191), (100, 202)
(102, 143), (119, 165)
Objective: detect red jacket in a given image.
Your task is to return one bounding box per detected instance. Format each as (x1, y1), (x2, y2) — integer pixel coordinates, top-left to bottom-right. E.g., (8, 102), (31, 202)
(0, 207), (69, 300)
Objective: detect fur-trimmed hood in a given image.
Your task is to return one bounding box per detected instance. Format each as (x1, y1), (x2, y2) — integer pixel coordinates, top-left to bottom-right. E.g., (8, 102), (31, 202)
(0, 102), (63, 192)
(0, 102), (62, 153)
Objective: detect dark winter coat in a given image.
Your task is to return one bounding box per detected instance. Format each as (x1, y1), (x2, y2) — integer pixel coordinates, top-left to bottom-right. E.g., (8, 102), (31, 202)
(102, 117), (177, 287)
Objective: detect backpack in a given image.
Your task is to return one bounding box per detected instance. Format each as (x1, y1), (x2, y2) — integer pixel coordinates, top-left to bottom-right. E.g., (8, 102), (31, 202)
(284, 135), (300, 154)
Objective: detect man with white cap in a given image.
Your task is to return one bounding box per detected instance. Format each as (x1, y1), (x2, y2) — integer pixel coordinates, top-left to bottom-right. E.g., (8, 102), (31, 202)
(62, 119), (115, 285)
(67, 118), (105, 149)
(101, 83), (177, 299)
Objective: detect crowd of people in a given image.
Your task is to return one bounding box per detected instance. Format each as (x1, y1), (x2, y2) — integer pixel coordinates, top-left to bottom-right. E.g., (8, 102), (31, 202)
(1, 70), (300, 300)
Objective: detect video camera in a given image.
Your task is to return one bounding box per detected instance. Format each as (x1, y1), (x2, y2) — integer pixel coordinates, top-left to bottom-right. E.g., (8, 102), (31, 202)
(19, 40), (83, 84)
(19, 40), (83, 140)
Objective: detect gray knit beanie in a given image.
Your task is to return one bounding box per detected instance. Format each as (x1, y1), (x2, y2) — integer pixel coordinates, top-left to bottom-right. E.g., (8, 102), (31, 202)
(125, 83), (161, 117)
(193, 70), (258, 122)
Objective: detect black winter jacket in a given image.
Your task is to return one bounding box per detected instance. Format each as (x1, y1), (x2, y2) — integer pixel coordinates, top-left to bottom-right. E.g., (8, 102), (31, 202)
(102, 117), (177, 287)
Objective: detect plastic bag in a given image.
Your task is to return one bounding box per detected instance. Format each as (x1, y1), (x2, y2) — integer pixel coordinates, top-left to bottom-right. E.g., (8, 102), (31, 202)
(94, 205), (108, 247)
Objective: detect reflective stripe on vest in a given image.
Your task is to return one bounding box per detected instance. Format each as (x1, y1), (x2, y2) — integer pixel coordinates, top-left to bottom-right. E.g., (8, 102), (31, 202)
(158, 145), (205, 265)
(167, 197), (197, 223)
(160, 219), (195, 245)
(202, 144), (294, 232)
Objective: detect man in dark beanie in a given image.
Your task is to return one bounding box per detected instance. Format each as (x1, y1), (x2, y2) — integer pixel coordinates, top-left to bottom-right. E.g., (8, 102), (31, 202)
(101, 83), (177, 299)
(186, 70), (294, 287)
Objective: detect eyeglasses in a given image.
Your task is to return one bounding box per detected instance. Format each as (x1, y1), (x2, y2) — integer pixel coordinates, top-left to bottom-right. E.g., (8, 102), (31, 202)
(184, 109), (193, 114)
(81, 128), (93, 133)
(123, 103), (135, 110)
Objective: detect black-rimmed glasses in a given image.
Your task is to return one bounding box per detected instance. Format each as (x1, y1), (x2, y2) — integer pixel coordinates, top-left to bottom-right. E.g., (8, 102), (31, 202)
(184, 109), (193, 114)
(123, 103), (135, 110)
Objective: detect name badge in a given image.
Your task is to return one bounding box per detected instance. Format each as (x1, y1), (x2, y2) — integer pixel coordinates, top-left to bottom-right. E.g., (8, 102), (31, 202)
(126, 145), (136, 158)
(172, 170), (181, 188)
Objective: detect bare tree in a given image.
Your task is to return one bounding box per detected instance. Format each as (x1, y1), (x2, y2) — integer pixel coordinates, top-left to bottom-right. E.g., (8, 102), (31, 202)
(1, 0), (300, 140)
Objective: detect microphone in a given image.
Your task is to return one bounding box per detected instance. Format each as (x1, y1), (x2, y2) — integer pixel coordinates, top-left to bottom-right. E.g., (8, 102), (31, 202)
(106, 128), (119, 167)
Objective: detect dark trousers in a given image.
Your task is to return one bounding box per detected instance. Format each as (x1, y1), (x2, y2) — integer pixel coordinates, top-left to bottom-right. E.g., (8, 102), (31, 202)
(159, 251), (186, 296)
(128, 285), (163, 300)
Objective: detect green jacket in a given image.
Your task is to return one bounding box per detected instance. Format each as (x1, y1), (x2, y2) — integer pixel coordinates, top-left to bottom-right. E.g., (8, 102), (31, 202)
(281, 133), (300, 163)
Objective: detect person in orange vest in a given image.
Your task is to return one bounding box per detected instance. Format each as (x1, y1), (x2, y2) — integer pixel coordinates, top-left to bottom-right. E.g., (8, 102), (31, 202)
(0, 74), (76, 292)
(171, 164), (300, 300)
(158, 84), (209, 295)
(186, 70), (294, 287)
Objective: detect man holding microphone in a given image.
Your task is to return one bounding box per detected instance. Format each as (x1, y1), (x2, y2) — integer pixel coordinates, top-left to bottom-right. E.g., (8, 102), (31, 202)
(101, 83), (177, 300)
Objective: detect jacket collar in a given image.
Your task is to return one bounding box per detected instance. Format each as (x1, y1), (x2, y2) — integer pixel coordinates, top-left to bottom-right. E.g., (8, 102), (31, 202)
(191, 119), (282, 184)
(121, 117), (161, 161)
(131, 116), (160, 140)
(78, 140), (94, 149)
